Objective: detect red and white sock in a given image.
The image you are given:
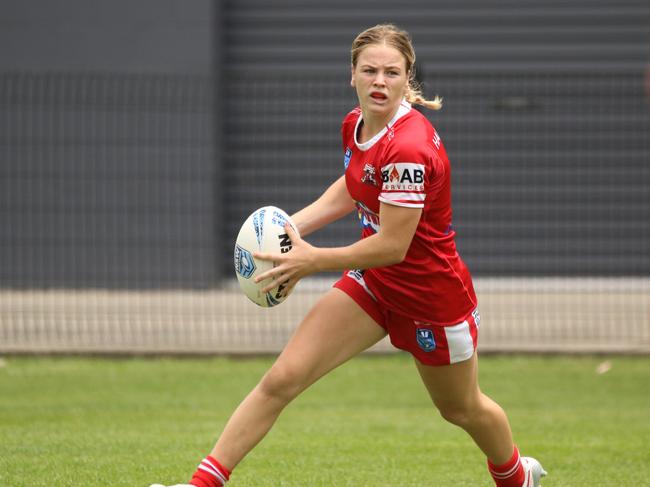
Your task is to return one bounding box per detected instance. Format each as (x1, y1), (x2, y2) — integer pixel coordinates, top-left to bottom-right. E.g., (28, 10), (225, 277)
(189, 456), (231, 487)
(488, 446), (525, 487)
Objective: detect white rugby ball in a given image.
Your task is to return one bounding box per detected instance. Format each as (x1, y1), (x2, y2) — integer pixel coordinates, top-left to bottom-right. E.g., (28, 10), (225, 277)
(233, 206), (299, 307)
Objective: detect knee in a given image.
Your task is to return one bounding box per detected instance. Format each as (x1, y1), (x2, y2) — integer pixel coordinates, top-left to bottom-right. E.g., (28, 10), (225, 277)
(436, 400), (479, 428)
(257, 362), (307, 404)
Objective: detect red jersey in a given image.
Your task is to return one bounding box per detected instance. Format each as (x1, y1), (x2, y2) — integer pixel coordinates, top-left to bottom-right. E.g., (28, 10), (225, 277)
(342, 101), (477, 325)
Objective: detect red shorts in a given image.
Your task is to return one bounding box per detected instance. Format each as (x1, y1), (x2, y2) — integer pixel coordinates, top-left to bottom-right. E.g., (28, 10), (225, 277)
(334, 270), (480, 366)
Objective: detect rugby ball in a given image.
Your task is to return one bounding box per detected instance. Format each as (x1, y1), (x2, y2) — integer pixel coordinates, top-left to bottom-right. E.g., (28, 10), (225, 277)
(233, 206), (299, 307)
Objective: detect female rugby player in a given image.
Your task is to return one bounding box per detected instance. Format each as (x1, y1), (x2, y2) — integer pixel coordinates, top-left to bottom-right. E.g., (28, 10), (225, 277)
(152, 24), (546, 487)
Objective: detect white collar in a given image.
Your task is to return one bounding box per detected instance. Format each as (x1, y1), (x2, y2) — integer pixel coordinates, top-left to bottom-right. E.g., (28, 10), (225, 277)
(354, 100), (411, 151)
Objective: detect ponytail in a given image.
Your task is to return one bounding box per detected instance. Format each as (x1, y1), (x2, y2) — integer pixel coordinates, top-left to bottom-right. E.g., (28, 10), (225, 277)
(405, 82), (443, 111)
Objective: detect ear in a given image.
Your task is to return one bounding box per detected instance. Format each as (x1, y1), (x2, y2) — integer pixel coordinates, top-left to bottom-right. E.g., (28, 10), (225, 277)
(404, 70), (413, 95)
(350, 64), (356, 87)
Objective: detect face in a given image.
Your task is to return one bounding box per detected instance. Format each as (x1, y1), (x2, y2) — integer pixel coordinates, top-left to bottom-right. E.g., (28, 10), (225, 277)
(351, 43), (409, 122)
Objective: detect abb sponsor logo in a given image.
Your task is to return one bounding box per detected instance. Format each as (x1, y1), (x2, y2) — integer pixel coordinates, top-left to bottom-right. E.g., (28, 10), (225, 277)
(380, 163), (426, 192)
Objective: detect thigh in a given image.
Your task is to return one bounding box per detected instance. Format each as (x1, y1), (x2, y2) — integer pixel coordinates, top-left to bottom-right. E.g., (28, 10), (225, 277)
(271, 287), (387, 390)
(414, 352), (481, 410)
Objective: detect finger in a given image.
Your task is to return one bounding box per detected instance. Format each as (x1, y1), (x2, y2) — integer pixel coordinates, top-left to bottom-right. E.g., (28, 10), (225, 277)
(254, 268), (279, 283)
(278, 276), (295, 298)
(281, 280), (297, 298)
(253, 251), (279, 262)
(284, 223), (300, 241)
(261, 275), (289, 294)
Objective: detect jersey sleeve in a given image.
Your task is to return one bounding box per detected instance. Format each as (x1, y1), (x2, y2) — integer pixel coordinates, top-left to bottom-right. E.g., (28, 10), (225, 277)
(378, 116), (446, 208)
(378, 137), (439, 208)
(341, 107), (361, 150)
(377, 162), (427, 207)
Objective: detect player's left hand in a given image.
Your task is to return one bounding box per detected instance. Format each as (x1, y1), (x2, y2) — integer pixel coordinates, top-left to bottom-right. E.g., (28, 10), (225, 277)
(254, 223), (318, 295)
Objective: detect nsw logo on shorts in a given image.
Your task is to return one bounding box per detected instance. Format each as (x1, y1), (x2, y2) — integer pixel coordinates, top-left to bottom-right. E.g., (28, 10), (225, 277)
(416, 328), (436, 352)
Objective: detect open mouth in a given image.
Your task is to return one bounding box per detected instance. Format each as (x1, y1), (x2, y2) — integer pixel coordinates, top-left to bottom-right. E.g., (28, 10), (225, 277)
(370, 92), (388, 101)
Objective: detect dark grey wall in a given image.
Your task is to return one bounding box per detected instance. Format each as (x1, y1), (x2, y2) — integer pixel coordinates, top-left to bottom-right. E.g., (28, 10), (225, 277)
(0, 0), (213, 73)
(1, 0), (649, 289)
(0, 0), (219, 288)
(221, 0), (650, 277)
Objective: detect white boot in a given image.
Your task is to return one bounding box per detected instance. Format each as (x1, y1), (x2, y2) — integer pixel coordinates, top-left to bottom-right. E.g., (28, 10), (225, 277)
(521, 457), (548, 487)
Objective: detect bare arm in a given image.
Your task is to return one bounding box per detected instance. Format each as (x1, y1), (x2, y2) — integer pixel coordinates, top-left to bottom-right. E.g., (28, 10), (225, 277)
(312, 202), (421, 271)
(291, 175), (356, 237)
(256, 202), (422, 293)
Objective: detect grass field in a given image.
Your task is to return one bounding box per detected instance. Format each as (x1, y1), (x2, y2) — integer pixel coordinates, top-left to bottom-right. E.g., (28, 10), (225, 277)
(1, 354), (649, 487)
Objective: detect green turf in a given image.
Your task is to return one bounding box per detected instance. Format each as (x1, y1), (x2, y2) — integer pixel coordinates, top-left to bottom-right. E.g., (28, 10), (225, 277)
(1, 354), (649, 486)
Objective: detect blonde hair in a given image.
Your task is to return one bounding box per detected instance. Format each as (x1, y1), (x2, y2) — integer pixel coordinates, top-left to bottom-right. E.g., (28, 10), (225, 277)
(351, 24), (443, 111)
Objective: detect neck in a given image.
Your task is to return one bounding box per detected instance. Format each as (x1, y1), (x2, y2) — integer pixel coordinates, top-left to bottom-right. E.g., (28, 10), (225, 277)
(359, 105), (400, 142)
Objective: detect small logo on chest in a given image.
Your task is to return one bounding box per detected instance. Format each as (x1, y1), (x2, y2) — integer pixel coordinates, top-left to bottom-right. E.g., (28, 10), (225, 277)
(360, 163), (377, 186)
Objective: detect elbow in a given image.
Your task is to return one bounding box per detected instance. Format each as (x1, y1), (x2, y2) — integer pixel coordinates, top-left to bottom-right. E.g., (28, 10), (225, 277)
(386, 244), (408, 266)
(373, 232), (412, 266)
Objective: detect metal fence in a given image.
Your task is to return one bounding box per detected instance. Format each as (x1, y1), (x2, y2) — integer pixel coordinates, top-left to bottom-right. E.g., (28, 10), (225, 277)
(1, 69), (649, 354)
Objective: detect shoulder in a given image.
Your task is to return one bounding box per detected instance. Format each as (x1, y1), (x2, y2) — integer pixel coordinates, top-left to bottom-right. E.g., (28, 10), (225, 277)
(397, 109), (435, 141)
(341, 106), (362, 132)
(384, 110), (449, 182)
(388, 110), (437, 161)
